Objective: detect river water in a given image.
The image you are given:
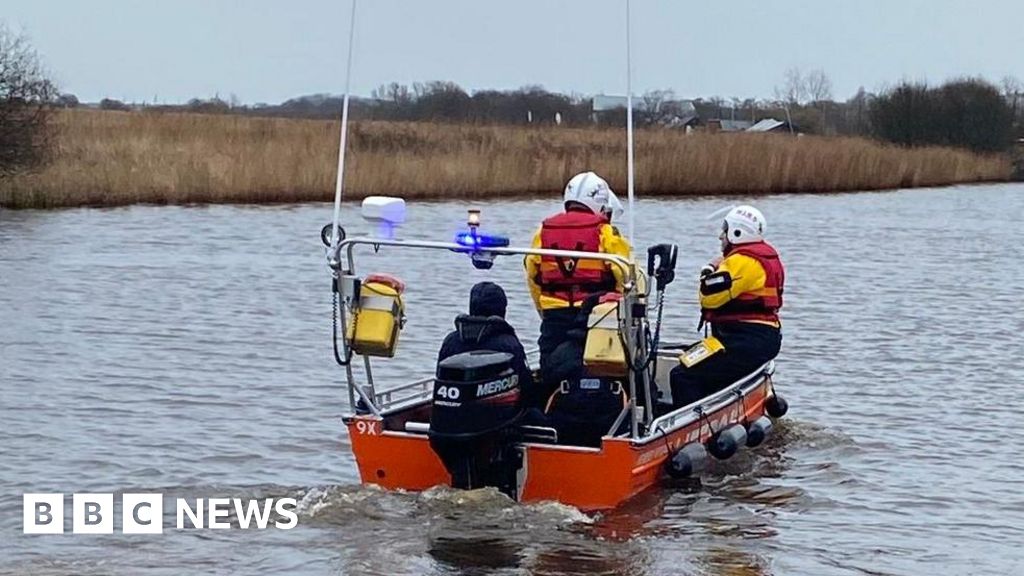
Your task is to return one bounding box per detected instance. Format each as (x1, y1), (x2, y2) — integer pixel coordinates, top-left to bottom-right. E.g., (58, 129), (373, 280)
(2, 184), (1023, 575)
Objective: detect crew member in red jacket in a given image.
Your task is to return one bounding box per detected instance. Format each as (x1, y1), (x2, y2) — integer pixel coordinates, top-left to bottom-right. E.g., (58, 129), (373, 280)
(670, 205), (785, 408)
(524, 171), (631, 395)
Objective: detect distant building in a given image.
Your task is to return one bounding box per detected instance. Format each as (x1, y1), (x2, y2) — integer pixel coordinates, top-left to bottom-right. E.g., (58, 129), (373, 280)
(660, 100), (699, 128)
(591, 94), (699, 128)
(663, 112), (700, 129)
(747, 118), (798, 134)
(706, 119), (753, 133)
(592, 94), (633, 112)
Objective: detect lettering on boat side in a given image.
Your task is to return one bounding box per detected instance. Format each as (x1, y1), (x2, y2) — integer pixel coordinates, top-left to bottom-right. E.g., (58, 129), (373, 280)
(354, 420), (379, 435)
(635, 445), (669, 466)
(684, 407), (741, 444)
(22, 494), (299, 533)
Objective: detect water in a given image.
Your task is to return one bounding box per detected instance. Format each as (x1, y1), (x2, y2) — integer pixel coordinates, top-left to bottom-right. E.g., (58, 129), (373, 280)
(2, 184), (1024, 575)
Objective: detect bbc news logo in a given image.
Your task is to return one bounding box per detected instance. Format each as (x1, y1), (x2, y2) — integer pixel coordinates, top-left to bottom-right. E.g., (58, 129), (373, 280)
(23, 493), (298, 534)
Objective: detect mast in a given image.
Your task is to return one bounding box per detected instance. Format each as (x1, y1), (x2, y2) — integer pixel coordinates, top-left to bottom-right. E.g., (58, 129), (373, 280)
(625, 0), (636, 247)
(330, 0), (359, 260)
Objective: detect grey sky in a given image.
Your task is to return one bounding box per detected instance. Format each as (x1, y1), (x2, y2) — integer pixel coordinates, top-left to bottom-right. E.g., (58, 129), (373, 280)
(3, 0), (1023, 104)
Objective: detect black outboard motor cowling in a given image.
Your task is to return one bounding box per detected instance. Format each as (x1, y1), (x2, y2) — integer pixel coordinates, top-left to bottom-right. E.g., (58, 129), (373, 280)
(429, 351), (523, 496)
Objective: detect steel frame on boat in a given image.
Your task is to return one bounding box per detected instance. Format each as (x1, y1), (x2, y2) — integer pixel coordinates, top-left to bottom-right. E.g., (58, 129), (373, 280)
(330, 235), (781, 510)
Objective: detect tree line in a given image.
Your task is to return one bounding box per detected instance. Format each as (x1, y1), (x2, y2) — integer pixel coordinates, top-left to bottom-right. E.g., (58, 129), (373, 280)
(3, 25), (1023, 177)
(88, 72), (1024, 154)
(98, 77), (1024, 151)
(869, 79), (1015, 152)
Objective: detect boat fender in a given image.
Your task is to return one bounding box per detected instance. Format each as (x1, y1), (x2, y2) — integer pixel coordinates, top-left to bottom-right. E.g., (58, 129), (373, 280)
(708, 424), (747, 460)
(766, 394), (789, 418)
(745, 416), (773, 448)
(666, 442), (708, 479)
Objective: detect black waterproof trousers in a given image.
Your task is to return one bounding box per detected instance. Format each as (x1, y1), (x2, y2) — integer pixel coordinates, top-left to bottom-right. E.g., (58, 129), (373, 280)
(537, 307), (589, 392)
(535, 307), (628, 446)
(669, 322), (781, 408)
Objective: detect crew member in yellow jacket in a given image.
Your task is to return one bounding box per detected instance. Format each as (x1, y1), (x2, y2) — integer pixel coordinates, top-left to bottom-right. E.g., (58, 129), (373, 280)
(670, 205), (785, 408)
(523, 171), (632, 398)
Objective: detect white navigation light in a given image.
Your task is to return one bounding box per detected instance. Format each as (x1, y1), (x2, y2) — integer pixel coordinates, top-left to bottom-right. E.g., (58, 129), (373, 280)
(361, 196), (407, 239)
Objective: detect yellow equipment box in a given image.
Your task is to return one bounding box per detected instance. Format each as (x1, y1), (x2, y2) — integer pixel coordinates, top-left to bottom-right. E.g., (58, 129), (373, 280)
(348, 274), (405, 357)
(583, 300), (627, 377)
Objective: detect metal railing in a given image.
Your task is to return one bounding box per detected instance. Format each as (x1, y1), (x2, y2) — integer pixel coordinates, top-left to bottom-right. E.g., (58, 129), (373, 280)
(330, 235), (656, 438)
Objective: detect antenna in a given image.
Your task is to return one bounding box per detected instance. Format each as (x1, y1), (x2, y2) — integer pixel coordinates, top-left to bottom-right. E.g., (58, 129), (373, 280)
(625, 0), (636, 247)
(330, 0), (359, 258)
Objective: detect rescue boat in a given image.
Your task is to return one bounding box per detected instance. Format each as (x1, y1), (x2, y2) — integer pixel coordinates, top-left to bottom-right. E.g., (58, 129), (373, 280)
(321, 1), (788, 512)
(322, 198), (789, 511)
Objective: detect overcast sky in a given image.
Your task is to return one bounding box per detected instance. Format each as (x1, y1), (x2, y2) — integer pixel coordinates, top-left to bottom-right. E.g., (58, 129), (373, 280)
(3, 0), (1023, 104)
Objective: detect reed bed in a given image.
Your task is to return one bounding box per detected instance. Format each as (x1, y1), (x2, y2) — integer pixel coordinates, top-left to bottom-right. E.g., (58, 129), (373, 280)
(0, 109), (1012, 209)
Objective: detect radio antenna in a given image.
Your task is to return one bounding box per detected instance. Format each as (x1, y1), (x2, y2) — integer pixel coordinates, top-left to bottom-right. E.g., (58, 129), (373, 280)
(329, 0), (359, 259)
(625, 0), (636, 247)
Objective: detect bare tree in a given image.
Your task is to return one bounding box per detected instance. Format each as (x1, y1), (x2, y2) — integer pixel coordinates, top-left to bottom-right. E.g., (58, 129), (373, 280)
(638, 89), (675, 125)
(1001, 75), (1022, 97)
(0, 24), (56, 176)
(805, 69), (833, 103)
(708, 95), (727, 118)
(739, 97), (759, 122)
(774, 67), (806, 106)
(372, 82), (413, 105)
(844, 86), (872, 136)
(729, 97), (743, 120)
(805, 69), (833, 133)
(1002, 75), (1022, 123)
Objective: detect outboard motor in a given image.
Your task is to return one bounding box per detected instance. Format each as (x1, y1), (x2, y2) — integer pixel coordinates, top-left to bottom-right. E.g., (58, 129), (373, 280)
(429, 351), (523, 496)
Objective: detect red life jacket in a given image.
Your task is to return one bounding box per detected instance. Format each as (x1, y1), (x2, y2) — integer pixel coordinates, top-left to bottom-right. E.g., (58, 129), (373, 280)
(702, 241), (785, 324)
(537, 209), (616, 305)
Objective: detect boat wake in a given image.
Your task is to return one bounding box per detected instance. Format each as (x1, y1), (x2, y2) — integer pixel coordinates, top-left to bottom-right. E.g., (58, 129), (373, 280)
(294, 483), (593, 528)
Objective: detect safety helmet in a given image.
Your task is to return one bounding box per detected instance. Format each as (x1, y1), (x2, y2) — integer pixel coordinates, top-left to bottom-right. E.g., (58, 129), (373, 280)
(605, 190), (625, 221)
(563, 171), (621, 219)
(721, 205), (766, 244)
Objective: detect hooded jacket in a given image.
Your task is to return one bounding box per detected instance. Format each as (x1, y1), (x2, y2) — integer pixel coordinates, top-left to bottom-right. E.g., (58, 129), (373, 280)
(437, 282), (537, 406)
(437, 315), (535, 404)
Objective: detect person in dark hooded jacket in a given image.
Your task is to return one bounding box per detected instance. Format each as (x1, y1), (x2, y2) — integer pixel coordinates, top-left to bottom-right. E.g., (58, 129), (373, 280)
(437, 282), (537, 407)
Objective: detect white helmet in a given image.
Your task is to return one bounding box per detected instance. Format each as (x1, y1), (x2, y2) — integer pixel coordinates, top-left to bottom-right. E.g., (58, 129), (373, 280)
(721, 205), (766, 244)
(605, 189), (625, 221)
(563, 171), (621, 219)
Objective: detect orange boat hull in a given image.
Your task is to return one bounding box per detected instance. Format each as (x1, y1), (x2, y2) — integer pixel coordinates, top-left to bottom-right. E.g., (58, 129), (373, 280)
(346, 377), (772, 511)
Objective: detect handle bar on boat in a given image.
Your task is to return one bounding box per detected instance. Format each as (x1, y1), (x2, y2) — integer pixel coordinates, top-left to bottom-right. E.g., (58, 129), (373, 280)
(332, 236), (637, 286)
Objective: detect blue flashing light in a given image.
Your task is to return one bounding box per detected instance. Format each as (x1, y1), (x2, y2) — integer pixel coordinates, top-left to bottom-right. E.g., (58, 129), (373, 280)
(454, 230), (510, 250)
(455, 231), (478, 247)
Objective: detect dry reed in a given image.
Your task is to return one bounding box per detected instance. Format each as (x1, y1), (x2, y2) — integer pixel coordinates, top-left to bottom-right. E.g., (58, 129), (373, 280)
(0, 109), (1012, 209)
